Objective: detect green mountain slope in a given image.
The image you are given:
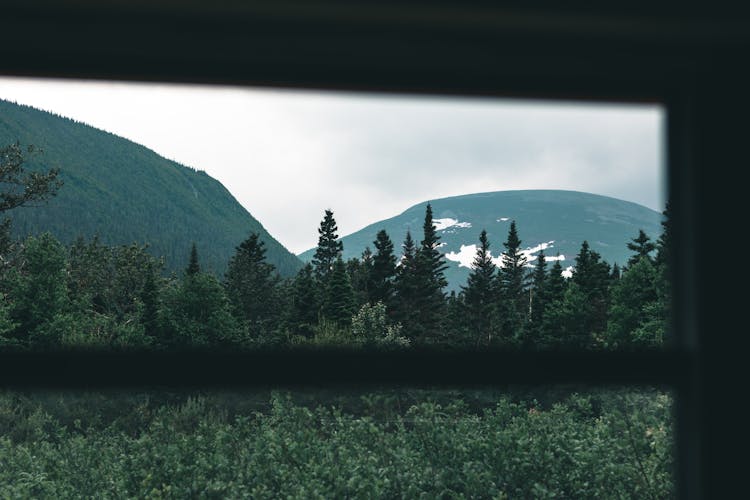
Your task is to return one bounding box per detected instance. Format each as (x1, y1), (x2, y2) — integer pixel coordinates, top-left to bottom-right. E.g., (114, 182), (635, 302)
(299, 190), (663, 291)
(0, 99), (302, 277)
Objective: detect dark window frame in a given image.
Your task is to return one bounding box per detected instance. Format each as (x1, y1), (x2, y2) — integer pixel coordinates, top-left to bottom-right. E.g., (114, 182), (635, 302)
(3, 2), (744, 498)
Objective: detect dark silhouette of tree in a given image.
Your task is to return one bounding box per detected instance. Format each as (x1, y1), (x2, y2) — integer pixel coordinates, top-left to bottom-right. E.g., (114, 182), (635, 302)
(496, 221), (528, 345)
(224, 232), (279, 337)
(186, 243), (200, 276)
(322, 257), (355, 326)
(462, 229), (496, 346)
(312, 209), (343, 283)
(369, 230), (397, 310)
(626, 230), (656, 267)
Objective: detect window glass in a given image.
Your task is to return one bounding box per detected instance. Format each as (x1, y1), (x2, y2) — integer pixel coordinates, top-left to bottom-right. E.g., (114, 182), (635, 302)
(0, 77), (667, 352)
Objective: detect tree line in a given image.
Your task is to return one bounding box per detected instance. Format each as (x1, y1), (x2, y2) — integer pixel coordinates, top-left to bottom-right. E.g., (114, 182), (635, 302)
(0, 203), (670, 351)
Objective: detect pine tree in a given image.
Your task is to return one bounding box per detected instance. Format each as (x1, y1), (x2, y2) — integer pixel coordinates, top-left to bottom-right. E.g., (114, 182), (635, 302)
(571, 240), (612, 344)
(311, 209), (343, 283)
(526, 249), (548, 346)
(413, 203), (448, 343)
(186, 242), (200, 276)
(496, 220), (528, 345)
(539, 257), (569, 348)
(462, 229), (496, 347)
(224, 233), (279, 337)
(444, 290), (470, 346)
(346, 254), (371, 310)
(394, 231), (420, 340)
(655, 202), (672, 268)
(626, 229), (656, 267)
(546, 258), (568, 301)
(654, 202), (672, 345)
(322, 257), (355, 326)
(288, 263), (319, 338)
(370, 230), (397, 310)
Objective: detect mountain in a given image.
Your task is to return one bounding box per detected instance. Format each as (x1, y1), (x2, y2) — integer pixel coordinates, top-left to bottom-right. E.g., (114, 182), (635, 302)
(299, 190), (663, 291)
(0, 99), (302, 277)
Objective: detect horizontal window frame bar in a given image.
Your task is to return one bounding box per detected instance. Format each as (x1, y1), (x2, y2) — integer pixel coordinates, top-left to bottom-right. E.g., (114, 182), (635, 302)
(0, 350), (693, 390)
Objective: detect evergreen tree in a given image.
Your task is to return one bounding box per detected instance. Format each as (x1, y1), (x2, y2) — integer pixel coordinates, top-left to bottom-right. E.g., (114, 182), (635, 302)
(654, 202), (672, 345)
(224, 233), (279, 337)
(444, 290), (470, 346)
(288, 263), (319, 338)
(413, 203), (448, 343)
(394, 231), (420, 340)
(496, 220), (528, 345)
(626, 230), (656, 267)
(571, 241), (612, 344)
(539, 258), (569, 348)
(541, 281), (592, 350)
(606, 256), (660, 348)
(322, 257), (355, 326)
(311, 209), (343, 283)
(462, 229), (496, 347)
(369, 230), (397, 310)
(186, 243), (200, 276)
(546, 258), (568, 302)
(655, 201), (672, 268)
(346, 255), (370, 311)
(526, 249), (548, 346)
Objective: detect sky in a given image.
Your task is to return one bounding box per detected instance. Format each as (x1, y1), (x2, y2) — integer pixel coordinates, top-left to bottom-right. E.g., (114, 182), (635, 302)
(0, 76), (665, 254)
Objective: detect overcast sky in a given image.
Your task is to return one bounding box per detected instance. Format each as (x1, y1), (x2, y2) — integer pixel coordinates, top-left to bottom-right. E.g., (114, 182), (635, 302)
(0, 76), (664, 254)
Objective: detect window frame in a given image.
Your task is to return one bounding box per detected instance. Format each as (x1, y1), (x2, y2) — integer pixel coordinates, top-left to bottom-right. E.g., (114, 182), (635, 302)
(2, 2), (741, 498)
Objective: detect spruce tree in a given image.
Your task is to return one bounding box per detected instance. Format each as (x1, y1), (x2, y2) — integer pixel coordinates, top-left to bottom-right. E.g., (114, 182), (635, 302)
(186, 243), (200, 276)
(546, 258), (568, 302)
(496, 220), (528, 345)
(655, 201), (672, 268)
(224, 232), (279, 337)
(370, 230), (397, 309)
(654, 202), (672, 345)
(462, 229), (497, 347)
(288, 263), (319, 338)
(312, 209), (343, 283)
(394, 231), (420, 340)
(571, 240), (611, 343)
(526, 249), (548, 346)
(322, 257), (355, 326)
(627, 229), (656, 267)
(413, 203), (448, 343)
(539, 257), (569, 348)
(346, 254), (371, 310)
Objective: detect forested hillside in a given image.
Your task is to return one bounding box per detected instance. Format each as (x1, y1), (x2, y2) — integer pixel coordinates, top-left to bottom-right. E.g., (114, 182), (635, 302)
(0, 99), (301, 277)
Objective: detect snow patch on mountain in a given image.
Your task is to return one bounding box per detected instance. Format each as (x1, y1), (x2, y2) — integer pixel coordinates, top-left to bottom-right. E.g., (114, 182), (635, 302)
(433, 218), (472, 231)
(562, 266), (574, 278)
(497, 217), (510, 222)
(444, 240), (567, 270)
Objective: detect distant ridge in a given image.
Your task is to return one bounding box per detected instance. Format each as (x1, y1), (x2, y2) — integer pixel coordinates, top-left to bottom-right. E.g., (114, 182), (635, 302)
(0, 98), (302, 276)
(299, 189), (663, 291)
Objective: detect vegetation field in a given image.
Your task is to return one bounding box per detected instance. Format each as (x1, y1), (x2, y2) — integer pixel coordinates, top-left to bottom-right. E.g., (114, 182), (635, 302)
(0, 388), (673, 498)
